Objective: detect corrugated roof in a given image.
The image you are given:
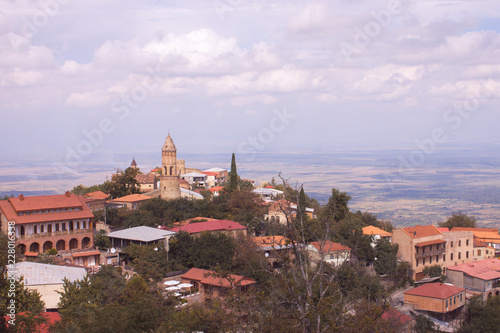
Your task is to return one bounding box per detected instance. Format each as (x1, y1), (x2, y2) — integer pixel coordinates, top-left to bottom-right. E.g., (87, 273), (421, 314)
(9, 262), (87, 286)
(401, 225), (442, 239)
(404, 283), (464, 300)
(169, 220), (246, 234)
(107, 226), (175, 242)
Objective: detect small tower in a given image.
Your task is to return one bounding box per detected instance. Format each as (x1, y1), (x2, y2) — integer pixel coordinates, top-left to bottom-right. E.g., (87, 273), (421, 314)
(160, 134), (181, 200)
(130, 157), (137, 169)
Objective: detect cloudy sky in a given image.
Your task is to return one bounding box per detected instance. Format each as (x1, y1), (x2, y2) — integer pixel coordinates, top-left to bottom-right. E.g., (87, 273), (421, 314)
(1, 0), (500, 166)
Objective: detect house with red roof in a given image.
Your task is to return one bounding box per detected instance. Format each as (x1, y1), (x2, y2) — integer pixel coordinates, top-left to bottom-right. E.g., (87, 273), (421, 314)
(208, 185), (224, 197)
(181, 267), (255, 299)
(107, 193), (152, 210)
(166, 220), (247, 237)
(445, 258), (500, 300)
(362, 225), (392, 246)
(307, 241), (351, 267)
(404, 283), (466, 321)
(0, 192), (95, 256)
(83, 190), (109, 212)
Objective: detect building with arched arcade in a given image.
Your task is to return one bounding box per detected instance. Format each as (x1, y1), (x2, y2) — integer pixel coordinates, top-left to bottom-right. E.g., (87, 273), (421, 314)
(0, 192), (94, 255)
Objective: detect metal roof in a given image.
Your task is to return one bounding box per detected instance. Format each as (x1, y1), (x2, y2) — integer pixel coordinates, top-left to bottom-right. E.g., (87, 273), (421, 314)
(107, 226), (175, 242)
(9, 262), (87, 286)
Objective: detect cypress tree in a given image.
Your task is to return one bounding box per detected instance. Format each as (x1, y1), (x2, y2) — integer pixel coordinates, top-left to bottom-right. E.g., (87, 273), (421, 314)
(229, 153), (238, 193)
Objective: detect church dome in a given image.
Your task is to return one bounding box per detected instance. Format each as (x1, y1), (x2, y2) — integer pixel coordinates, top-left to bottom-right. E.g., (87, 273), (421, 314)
(162, 134), (176, 151)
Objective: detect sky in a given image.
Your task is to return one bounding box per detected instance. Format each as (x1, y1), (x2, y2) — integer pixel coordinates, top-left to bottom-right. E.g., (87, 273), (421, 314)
(1, 0), (500, 170)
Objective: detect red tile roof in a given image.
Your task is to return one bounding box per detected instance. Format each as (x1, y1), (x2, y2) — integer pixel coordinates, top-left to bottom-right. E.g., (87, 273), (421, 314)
(446, 258), (500, 280)
(404, 283), (465, 300)
(401, 225), (442, 238)
(111, 193), (152, 203)
(381, 307), (412, 325)
(168, 220), (247, 234)
(72, 251), (101, 258)
(209, 186), (224, 193)
(309, 241), (351, 253)
(0, 194), (94, 224)
(181, 268), (256, 288)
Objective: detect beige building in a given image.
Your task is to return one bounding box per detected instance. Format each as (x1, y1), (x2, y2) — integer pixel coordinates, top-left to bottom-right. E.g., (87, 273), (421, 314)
(160, 134), (181, 200)
(393, 225), (476, 280)
(473, 238), (496, 261)
(8, 262), (87, 310)
(307, 241), (351, 267)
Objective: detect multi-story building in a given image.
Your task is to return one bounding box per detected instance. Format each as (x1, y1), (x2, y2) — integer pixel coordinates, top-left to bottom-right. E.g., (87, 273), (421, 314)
(446, 258), (500, 300)
(0, 192), (95, 255)
(472, 238), (496, 261)
(451, 227), (500, 256)
(392, 225), (475, 281)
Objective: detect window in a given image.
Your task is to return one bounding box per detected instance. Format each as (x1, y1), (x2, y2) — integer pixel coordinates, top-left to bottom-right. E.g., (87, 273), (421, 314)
(429, 256), (432, 264)
(40, 225), (44, 233)
(466, 239), (469, 246)
(19, 212), (24, 216)
(459, 240), (461, 246)
(55, 223), (59, 232)
(38, 210), (42, 214)
(454, 296), (456, 305)
(34, 225), (37, 234)
(44, 210), (48, 213)
(466, 251), (469, 258)
(451, 241), (454, 247)
(33, 211), (37, 215)
(478, 250), (481, 256)
(451, 253), (454, 260)
(459, 252), (461, 260)
(436, 255), (439, 263)
(423, 258), (426, 265)
(446, 300), (448, 308)
(460, 293), (463, 302)
(62, 223), (66, 231)
(416, 259), (419, 267)
(443, 254), (446, 261)
(50, 209), (54, 213)
(68, 208), (73, 212)
(56, 209), (60, 212)
(62, 209), (66, 212)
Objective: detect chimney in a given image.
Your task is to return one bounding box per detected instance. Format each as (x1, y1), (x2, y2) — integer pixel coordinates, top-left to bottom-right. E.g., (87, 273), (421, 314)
(65, 191), (71, 198)
(19, 194), (24, 201)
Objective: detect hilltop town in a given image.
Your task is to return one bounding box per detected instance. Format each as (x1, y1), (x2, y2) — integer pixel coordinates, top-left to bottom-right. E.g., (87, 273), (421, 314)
(1, 135), (500, 332)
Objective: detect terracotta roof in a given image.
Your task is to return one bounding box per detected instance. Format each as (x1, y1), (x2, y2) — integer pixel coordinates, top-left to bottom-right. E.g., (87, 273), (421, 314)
(362, 225), (392, 237)
(473, 237), (488, 248)
(401, 225), (441, 239)
(25, 252), (39, 257)
(135, 173), (157, 184)
(111, 194), (152, 203)
(309, 241), (351, 253)
(84, 191), (109, 200)
(172, 217), (220, 227)
(72, 251), (101, 258)
(451, 228), (500, 242)
(168, 220), (247, 234)
(446, 258), (500, 281)
(209, 186), (224, 192)
(0, 194), (94, 225)
(404, 283), (465, 300)
(181, 268), (256, 288)
(437, 227), (450, 233)
(415, 239), (446, 247)
(381, 307), (412, 325)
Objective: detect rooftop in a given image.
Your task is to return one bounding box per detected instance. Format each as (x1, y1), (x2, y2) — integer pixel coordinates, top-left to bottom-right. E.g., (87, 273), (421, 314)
(111, 193), (152, 203)
(309, 241), (351, 253)
(181, 267), (255, 288)
(404, 283), (465, 300)
(168, 220), (246, 234)
(401, 225), (442, 239)
(83, 191), (109, 200)
(107, 226), (175, 242)
(447, 258), (500, 281)
(9, 262), (87, 286)
(362, 225), (392, 237)
(135, 173), (158, 184)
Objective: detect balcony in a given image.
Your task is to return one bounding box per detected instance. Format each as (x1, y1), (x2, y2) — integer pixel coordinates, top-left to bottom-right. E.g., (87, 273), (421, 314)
(415, 248), (445, 259)
(17, 229), (92, 240)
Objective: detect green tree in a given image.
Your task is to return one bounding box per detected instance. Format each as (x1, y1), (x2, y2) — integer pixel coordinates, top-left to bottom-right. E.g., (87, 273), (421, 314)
(102, 167), (140, 198)
(189, 232), (236, 271)
(320, 188), (351, 223)
(439, 211), (476, 229)
(121, 244), (170, 281)
(228, 153), (238, 193)
(458, 295), (500, 333)
(374, 238), (399, 275)
(123, 210), (160, 228)
(422, 264), (443, 279)
(415, 314), (437, 333)
(94, 231), (111, 250)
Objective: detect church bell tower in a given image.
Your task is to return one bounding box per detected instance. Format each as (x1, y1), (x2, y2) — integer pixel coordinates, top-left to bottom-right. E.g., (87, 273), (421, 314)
(160, 134), (181, 200)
